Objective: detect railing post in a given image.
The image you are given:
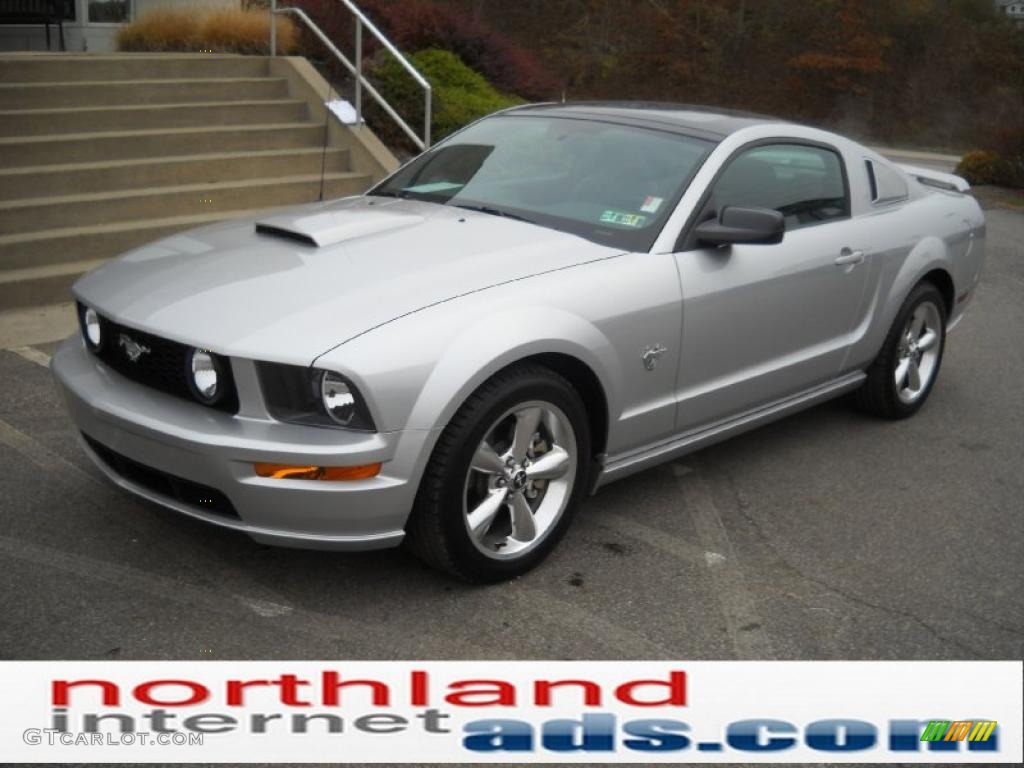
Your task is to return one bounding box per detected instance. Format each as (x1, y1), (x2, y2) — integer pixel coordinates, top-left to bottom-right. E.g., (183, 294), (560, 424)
(270, 0), (277, 57)
(278, 1), (431, 151)
(424, 87), (432, 149)
(355, 18), (363, 128)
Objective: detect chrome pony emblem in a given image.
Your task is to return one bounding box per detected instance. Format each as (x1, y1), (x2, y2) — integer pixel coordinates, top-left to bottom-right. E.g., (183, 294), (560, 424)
(642, 344), (668, 371)
(118, 333), (151, 363)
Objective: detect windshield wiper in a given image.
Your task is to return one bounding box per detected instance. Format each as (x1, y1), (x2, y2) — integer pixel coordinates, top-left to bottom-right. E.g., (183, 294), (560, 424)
(452, 203), (537, 226)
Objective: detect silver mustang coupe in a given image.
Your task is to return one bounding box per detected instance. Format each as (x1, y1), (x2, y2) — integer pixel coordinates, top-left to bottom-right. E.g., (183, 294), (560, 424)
(53, 104), (986, 582)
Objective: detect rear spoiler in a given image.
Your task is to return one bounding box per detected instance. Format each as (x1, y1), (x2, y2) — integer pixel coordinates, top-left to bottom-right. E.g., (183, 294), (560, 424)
(897, 164), (971, 193)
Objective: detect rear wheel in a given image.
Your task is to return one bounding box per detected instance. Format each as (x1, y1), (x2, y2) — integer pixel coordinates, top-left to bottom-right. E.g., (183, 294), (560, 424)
(856, 282), (946, 419)
(406, 364), (591, 583)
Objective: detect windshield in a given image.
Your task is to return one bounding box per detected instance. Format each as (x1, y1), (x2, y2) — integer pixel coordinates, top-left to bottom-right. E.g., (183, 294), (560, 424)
(368, 114), (715, 251)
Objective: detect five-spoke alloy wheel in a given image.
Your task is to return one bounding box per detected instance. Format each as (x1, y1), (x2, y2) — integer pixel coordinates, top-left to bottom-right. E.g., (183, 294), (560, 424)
(464, 402), (577, 559)
(407, 364), (591, 582)
(894, 301), (942, 405)
(857, 281), (947, 419)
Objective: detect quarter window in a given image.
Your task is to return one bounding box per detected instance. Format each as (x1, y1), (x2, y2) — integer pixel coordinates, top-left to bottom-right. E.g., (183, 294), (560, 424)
(865, 159), (909, 205)
(709, 143), (849, 230)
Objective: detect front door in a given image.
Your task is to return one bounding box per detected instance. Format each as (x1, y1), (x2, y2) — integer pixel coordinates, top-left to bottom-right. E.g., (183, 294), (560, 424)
(672, 142), (868, 432)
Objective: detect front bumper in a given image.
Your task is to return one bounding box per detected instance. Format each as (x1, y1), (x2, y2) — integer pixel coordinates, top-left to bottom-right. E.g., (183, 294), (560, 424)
(51, 336), (436, 550)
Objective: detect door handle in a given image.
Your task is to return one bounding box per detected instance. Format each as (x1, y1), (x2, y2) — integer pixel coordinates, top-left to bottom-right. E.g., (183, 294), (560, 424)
(835, 249), (865, 267)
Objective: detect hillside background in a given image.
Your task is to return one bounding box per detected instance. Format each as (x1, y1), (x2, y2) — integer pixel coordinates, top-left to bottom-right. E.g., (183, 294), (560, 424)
(437, 0), (1023, 150)
(243, 1), (1024, 170)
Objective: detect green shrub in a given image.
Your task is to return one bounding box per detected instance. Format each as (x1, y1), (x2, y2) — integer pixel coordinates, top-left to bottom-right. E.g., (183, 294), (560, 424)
(956, 150), (1004, 186)
(367, 49), (523, 150)
(956, 149), (1024, 189)
(291, 0), (561, 101)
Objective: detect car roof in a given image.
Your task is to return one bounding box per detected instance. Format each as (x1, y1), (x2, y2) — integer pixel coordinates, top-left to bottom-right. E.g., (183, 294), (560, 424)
(505, 102), (783, 142)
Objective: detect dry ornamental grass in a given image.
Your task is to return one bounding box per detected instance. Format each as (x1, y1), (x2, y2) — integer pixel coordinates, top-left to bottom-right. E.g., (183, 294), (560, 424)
(116, 8), (297, 55)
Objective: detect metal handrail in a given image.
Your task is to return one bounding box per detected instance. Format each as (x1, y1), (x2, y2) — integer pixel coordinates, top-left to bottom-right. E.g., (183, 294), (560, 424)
(270, 0), (432, 150)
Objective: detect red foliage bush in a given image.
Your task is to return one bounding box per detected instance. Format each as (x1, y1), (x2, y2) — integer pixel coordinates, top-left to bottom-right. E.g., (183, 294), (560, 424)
(289, 0), (561, 101)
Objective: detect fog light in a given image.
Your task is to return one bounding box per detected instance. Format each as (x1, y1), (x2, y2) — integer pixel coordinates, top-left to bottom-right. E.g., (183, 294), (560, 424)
(189, 349), (221, 404)
(254, 462), (382, 481)
(82, 306), (102, 350)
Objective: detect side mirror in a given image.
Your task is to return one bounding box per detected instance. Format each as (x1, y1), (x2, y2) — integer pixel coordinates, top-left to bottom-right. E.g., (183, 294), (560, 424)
(694, 206), (785, 246)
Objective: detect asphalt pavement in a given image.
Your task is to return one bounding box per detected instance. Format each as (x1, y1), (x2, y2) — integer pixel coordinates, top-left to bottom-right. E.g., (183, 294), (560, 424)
(0, 195), (1021, 767)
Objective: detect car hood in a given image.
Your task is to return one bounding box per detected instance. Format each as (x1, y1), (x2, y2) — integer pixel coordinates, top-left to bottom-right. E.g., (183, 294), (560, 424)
(73, 197), (620, 364)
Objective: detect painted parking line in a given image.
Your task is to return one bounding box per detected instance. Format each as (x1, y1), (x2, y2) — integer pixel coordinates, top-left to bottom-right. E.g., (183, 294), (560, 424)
(8, 345), (51, 368)
(505, 583), (674, 658)
(0, 533), (433, 657)
(0, 417), (486, 656)
(0, 417), (318, 627)
(672, 462), (775, 658)
(0, 302), (76, 350)
(0, 415), (94, 483)
(600, 512), (707, 568)
(0, 414), (489, 656)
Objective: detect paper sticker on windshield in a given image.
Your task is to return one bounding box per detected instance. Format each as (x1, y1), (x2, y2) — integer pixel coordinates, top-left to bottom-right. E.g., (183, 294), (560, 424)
(599, 210), (647, 228)
(640, 195), (664, 214)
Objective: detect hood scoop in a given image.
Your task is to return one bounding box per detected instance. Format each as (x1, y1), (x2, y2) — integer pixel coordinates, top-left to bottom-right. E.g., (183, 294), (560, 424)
(254, 223), (317, 246)
(255, 208), (425, 248)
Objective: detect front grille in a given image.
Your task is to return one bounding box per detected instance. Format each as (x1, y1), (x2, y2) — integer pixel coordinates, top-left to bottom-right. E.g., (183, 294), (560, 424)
(82, 305), (238, 414)
(83, 433), (240, 519)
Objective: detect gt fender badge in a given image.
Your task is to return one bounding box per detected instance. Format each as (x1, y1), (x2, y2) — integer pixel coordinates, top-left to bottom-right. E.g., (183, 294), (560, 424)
(642, 344), (668, 371)
(119, 333), (151, 363)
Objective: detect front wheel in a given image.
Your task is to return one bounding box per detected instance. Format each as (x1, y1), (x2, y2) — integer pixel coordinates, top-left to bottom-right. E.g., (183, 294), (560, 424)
(856, 282), (947, 419)
(406, 364), (591, 583)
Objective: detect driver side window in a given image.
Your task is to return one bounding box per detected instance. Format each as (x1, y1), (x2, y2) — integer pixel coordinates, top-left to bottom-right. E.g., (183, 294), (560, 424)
(710, 143), (850, 231)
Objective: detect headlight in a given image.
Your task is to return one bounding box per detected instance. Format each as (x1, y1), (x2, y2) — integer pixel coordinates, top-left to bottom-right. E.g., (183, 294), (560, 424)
(256, 362), (375, 431)
(321, 371), (360, 426)
(78, 303), (103, 351)
(188, 348), (225, 405)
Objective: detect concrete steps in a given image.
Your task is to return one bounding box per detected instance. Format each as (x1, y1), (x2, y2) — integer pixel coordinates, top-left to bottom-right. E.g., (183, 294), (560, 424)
(0, 123), (328, 167)
(0, 260), (111, 313)
(0, 53), (395, 312)
(0, 147), (351, 199)
(0, 77), (290, 109)
(0, 99), (310, 136)
(0, 55), (270, 83)
(0, 210), (263, 271)
(0, 172), (371, 234)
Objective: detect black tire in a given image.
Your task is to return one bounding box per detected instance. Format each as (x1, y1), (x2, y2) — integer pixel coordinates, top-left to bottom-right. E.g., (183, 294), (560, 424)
(406, 363), (592, 583)
(855, 281), (947, 419)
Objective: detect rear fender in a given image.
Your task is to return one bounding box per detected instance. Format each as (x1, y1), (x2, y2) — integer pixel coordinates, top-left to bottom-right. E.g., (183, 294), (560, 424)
(851, 235), (952, 369)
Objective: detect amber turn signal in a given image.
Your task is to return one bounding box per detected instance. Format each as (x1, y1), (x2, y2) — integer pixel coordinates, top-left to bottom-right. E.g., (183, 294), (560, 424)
(254, 462), (382, 481)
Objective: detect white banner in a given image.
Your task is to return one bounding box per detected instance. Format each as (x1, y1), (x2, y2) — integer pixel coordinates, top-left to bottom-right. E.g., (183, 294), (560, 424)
(0, 661), (1020, 763)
